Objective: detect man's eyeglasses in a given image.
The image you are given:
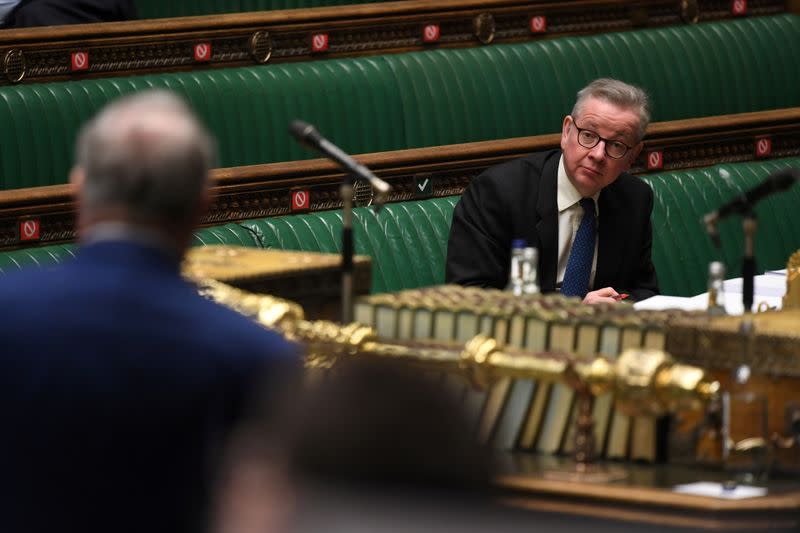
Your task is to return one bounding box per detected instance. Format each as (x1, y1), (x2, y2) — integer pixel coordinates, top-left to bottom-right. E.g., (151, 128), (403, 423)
(572, 122), (633, 159)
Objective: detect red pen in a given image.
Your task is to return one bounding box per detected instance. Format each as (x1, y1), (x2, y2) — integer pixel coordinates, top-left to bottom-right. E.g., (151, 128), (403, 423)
(613, 293), (629, 301)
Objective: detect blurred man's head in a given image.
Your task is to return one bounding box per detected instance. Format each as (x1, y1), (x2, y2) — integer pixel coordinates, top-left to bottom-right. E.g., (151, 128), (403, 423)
(214, 360), (495, 533)
(560, 78), (649, 197)
(287, 361), (491, 492)
(71, 90), (217, 253)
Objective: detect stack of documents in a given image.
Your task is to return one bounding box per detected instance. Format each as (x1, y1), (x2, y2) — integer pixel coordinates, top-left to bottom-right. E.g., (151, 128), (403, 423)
(635, 271), (786, 314)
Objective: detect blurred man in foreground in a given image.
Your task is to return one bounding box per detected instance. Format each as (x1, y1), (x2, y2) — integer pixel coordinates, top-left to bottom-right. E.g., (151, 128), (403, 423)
(0, 90), (297, 533)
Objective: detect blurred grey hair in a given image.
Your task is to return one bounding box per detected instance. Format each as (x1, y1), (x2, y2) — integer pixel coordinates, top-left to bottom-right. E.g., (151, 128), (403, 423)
(75, 90), (217, 226)
(571, 78), (651, 142)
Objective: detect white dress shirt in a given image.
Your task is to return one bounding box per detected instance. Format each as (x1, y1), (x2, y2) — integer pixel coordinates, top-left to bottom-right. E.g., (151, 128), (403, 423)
(555, 156), (599, 289)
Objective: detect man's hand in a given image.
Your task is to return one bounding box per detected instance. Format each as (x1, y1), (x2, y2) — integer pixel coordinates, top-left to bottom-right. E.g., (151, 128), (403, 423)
(582, 287), (622, 305)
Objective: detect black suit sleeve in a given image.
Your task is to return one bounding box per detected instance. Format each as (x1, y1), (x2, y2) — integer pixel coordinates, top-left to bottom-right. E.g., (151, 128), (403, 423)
(445, 169), (514, 290)
(629, 184), (659, 301)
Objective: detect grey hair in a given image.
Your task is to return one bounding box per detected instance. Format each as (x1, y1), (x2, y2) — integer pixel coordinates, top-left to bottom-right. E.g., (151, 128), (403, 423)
(75, 89), (217, 226)
(571, 78), (651, 142)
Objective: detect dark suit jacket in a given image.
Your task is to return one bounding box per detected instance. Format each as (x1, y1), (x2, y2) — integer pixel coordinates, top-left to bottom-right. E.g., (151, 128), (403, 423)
(0, 240), (297, 533)
(4, 0), (135, 27)
(446, 149), (658, 301)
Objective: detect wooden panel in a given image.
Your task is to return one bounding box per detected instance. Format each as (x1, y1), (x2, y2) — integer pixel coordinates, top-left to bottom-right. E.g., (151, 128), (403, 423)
(0, 0), (785, 84)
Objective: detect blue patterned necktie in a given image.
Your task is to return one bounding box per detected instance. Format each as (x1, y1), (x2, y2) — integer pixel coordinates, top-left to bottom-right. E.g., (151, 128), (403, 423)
(561, 198), (597, 298)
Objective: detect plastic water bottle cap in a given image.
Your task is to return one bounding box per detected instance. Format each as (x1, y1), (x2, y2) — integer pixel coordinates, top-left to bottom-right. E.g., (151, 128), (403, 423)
(511, 238), (527, 249)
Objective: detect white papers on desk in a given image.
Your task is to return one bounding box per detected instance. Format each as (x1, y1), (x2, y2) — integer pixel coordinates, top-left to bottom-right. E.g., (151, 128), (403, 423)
(723, 275), (787, 298)
(634, 272), (786, 314)
(633, 295), (707, 311)
(672, 481), (767, 500)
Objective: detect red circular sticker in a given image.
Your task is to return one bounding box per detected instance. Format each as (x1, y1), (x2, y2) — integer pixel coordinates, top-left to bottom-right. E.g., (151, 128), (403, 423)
(530, 16), (547, 33)
(71, 52), (89, 71)
(647, 151), (663, 170)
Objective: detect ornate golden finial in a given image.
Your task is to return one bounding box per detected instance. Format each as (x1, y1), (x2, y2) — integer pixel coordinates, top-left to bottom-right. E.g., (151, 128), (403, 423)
(196, 278), (720, 414)
(194, 277), (304, 326)
(196, 278), (721, 476)
(783, 250), (800, 309)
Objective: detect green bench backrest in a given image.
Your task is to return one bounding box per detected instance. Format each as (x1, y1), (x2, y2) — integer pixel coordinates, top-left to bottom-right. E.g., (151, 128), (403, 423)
(3, 157), (799, 296)
(238, 197), (458, 294)
(135, 0), (390, 19)
(0, 224), (256, 274)
(384, 14), (800, 148)
(0, 57), (402, 189)
(643, 157), (800, 297)
(190, 223), (263, 247)
(1, 15), (798, 190)
(0, 244), (77, 275)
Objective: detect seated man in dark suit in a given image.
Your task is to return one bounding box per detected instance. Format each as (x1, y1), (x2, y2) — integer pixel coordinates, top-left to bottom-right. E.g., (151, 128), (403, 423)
(446, 78), (658, 303)
(0, 90), (298, 533)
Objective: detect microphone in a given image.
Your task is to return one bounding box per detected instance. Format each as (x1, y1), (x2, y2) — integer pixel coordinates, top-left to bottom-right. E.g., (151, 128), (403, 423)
(704, 167), (799, 245)
(289, 120), (391, 206)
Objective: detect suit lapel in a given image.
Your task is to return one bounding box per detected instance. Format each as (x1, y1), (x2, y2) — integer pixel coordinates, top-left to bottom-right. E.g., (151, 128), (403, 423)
(595, 183), (625, 290)
(534, 156), (559, 292)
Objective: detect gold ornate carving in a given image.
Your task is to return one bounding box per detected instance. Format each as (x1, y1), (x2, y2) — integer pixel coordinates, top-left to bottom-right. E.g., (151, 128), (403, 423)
(351, 178), (374, 207)
(249, 31), (273, 64)
(783, 250), (800, 310)
(196, 278), (719, 417)
(197, 278), (721, 472)
(667, 309), (800, 377)
(680, 0), (700, 24)
(3, 49), (26, 83)
(473, 13), (496, 45)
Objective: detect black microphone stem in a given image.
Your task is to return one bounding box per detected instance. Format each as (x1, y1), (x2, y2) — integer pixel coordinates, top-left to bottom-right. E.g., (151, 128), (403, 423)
(741, 211), (757, 314)
(340, 179), (355, 324)
(290, 120), (391, 323)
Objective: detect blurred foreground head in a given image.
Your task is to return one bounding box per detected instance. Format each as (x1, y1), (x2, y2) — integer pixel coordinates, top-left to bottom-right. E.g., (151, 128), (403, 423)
(71, 89), (216, 254)
(216, 360), (496, 533)
(289, 361), (491, 492)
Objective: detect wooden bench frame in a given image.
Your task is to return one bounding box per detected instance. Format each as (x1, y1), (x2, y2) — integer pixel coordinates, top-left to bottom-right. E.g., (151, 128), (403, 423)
(0, 0), (789, 85)
(0, 107), (799, 249)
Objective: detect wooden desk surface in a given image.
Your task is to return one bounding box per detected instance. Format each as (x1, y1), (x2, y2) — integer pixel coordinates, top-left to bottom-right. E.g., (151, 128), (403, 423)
(184, 246), (371, 321)
(494, 454), (800, 531)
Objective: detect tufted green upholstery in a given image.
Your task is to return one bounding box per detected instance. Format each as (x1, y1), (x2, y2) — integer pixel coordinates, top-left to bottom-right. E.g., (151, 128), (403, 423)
(135, 0), (390, 19)
(643, 157), (800, 297)
(1, 15), (799, 190)
(2, 158), (799, 297)
(0, 57), (403, 189)
(191, 223), (263, 247)
(0, 225), (255, 275)
(383, 14), (800, 148)
(238, 197), (459, 294)
(0, 243), (77, 275)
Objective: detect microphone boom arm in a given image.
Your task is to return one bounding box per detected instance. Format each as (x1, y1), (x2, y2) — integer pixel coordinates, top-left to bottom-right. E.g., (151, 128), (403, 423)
(289, 120), (392, 207)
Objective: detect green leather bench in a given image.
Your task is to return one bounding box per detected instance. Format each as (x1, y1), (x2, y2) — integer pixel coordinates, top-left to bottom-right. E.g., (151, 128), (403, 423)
(237, 198), (456, 294)
(3, 157), (799, 298)
(0, 243), (76, 275)
(1, 14), (799, 190)
(134, 0), (390, 19)
(645, 158), (800, 297)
